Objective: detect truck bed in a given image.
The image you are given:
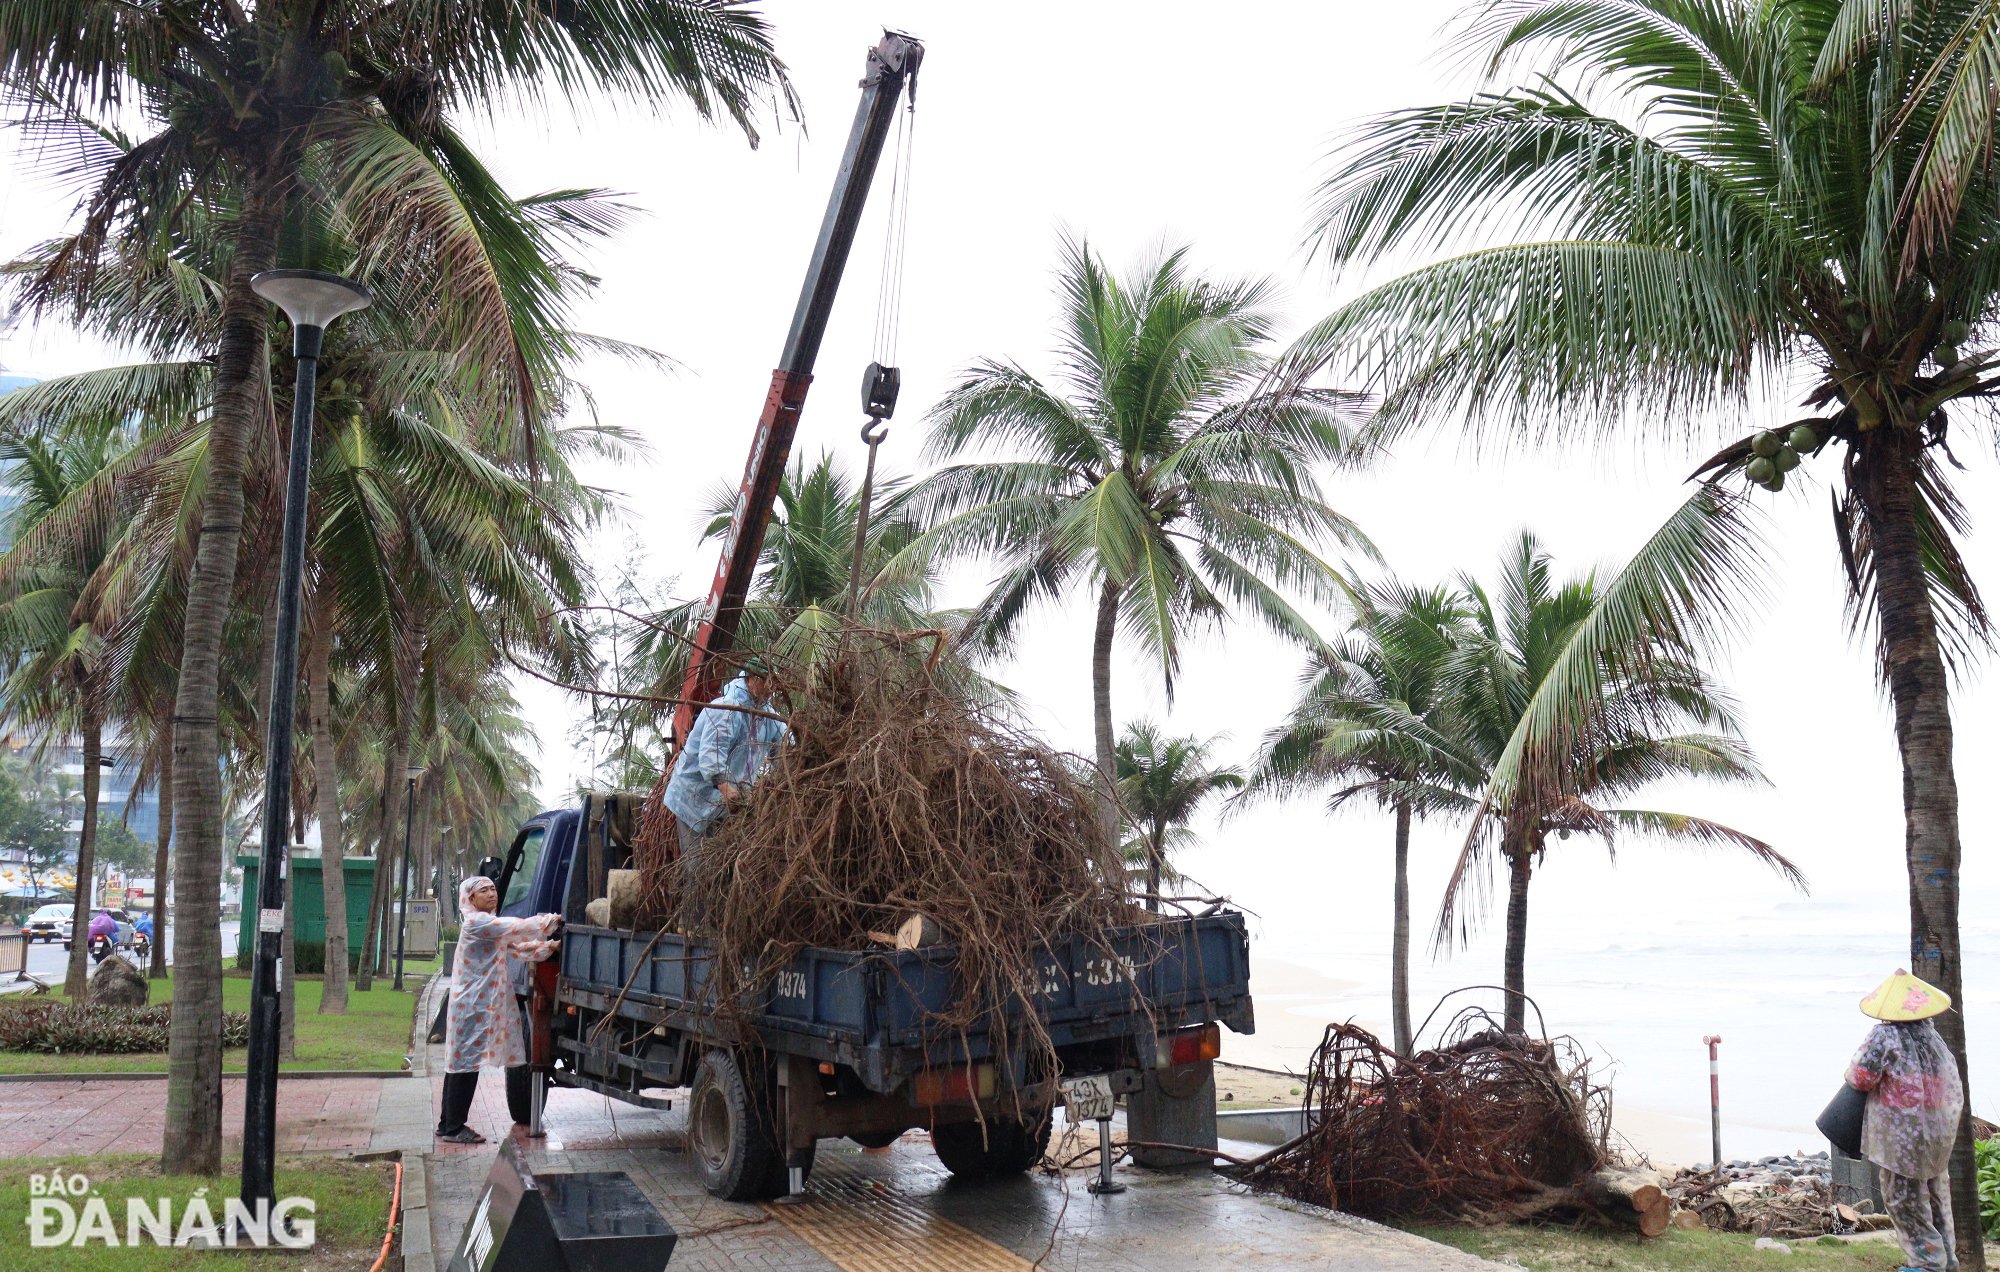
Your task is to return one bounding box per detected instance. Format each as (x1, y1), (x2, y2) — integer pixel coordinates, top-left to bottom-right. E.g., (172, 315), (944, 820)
(558, 910), (1255, 1093)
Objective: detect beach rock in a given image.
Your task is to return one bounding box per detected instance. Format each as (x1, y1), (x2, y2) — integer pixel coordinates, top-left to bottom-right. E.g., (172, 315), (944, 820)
(88, 955), (147, 1007)
(1753, 1237), (1792, 1254)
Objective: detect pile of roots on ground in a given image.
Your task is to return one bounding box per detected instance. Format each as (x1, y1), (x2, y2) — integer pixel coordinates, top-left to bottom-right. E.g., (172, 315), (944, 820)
(637, 638), (1141, 1102)
(1236, 1013), (1612, 1226)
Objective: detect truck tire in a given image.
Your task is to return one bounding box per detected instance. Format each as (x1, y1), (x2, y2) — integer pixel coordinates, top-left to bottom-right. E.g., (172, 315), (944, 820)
(687, 1050), (788, 1201)
(930, 1113), (1052, 1179)
(504, 1065), (549, 1127)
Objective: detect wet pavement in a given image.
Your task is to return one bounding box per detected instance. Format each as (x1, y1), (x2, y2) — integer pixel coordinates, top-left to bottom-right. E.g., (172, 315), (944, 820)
(411, 971), (1502, 1271)
(424, 1113), (1504, 1270)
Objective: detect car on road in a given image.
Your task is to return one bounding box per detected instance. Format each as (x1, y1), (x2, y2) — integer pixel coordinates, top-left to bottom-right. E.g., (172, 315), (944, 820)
(25, 903), (71, 944)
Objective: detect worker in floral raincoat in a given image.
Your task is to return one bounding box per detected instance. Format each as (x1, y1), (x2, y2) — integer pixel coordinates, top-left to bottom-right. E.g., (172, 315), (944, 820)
(1844, 968), (1965, 1272)
(662, 660), (786, 921)
(437, 876), (560, 1144)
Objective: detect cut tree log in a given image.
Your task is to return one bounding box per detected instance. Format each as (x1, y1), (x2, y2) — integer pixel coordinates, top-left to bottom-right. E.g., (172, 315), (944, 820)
(1604, 1197), (1670, 1238)
(606, 869), (642, 928)
(1583, 1168), (1666, 1214)
(1579, 1169), (1670, 1238)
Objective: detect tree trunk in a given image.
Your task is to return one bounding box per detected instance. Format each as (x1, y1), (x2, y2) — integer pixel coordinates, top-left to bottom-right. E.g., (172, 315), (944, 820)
(1502, 839), (1533, 1035)
(1391, 798), (1413, 1056)
(1857, 438), (1984, 1270)
(1091, 579), (1121, 848)
(1145, 819), (1164, 913)
(309, 608), (349, 1013)
(163, 170), (282, 1176)
(149, 717), (173, 979)
(368, 731), (411, 981)
(63, 706), (103, 999)
(414, 774), (434, 904)
(355, 769), (387, 994)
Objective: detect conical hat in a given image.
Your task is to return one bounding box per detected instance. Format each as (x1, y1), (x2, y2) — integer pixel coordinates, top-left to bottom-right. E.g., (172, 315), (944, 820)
(1860, 968), (1951, 1021)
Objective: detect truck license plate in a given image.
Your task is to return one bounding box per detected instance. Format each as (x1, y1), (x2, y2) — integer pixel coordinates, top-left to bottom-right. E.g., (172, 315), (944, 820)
(1062, 1073), (1115, 1122)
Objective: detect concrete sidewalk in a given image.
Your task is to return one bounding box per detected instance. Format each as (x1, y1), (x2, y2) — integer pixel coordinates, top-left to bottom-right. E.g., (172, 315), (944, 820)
(0, 1073), (391, 1157)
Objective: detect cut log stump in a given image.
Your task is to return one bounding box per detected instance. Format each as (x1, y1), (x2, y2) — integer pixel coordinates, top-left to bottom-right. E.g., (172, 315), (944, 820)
(1580, 1169), (1670, 1238)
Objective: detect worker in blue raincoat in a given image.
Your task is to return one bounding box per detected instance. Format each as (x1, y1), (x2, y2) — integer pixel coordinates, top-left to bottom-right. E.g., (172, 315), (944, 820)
(662, 658), (786, 923)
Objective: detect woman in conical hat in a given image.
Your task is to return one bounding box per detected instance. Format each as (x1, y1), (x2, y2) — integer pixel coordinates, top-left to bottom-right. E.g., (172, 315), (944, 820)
(1844, 969), (1964, 1272)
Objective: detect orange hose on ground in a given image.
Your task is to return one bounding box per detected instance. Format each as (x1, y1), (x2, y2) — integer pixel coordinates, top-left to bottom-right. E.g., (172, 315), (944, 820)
(368, 1159), (404, 1272)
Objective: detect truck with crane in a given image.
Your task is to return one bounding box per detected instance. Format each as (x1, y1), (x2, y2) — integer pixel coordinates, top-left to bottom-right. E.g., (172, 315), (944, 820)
(486, 30), (1257, 1202)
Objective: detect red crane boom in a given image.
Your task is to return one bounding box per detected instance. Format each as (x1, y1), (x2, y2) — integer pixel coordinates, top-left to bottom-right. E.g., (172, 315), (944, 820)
(672, 31), (923, 747)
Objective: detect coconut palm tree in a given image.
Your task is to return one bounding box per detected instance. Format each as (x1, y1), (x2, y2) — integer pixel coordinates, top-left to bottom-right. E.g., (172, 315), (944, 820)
(0, 415), (138, 997)
(1244, 580), (1479, 1055)
(904, 237), (1371, 840)
(1283, 4), (2000, 1253)
(1, 0), (788, 1174)
(1432, 531), (1804, 1037)
(1, 180), (617, 1006)
(1112, 721), (1241, 914)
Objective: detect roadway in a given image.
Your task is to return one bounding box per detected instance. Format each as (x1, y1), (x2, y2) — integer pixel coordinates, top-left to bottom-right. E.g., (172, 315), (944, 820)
(15, 920), (238, 982)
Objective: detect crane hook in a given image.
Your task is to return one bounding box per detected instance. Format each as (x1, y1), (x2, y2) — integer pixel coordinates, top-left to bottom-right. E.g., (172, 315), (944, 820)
(846, 394), (893, 621)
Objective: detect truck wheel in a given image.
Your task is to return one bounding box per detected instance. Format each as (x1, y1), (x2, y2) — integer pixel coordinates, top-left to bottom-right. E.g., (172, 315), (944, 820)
(687, 1050), (787, 1201)
(931, 1113), (1052, 1179)
(504, 1065), (550, 1127)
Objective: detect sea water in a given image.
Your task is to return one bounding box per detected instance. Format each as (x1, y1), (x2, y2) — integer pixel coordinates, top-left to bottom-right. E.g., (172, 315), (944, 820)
(1182, 819), (2000, 1166)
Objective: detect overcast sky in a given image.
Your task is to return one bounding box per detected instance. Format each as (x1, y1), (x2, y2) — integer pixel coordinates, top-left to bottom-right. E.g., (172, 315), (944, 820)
(5, 1), (1999, 1136)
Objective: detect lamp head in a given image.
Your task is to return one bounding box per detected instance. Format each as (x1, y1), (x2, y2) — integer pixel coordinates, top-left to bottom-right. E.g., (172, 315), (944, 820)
(405, 765), (425, 782)
(251, 270), (372, 356)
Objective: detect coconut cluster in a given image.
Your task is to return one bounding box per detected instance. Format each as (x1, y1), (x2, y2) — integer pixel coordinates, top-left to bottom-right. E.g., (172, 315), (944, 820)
(1935, 319), (1971, 370)
(1744, 423), (1817, 492)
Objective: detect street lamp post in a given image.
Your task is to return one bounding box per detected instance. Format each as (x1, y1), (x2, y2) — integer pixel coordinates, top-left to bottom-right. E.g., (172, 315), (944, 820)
(241, 270), (372, 1219)
(394, 766), (422, 991)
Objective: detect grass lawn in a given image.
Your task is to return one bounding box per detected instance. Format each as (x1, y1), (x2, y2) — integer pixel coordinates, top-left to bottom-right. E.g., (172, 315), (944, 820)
(0, 1153), (393, 1271)
(0, 969), (424, 1074)
(1410, 1223), (1904, 1270)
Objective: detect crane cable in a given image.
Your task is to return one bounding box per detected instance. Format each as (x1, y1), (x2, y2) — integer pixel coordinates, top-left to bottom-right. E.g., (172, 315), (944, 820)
(871, 86), (917, 369)
(847, 89), (917, 620)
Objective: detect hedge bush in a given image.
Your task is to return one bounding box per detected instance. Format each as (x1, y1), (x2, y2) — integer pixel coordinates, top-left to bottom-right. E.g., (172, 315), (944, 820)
(232, 941), (360, 975)
(0, 1001), (251, 1054)
(292, 940), (363, 975)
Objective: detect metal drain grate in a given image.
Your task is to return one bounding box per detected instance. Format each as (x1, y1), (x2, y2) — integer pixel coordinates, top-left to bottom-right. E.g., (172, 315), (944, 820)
(763, 1173), (1035, 1271)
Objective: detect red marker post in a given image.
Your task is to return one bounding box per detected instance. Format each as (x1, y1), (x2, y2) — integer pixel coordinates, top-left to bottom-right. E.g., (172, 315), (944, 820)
(1703, 1035), (1723, 1173)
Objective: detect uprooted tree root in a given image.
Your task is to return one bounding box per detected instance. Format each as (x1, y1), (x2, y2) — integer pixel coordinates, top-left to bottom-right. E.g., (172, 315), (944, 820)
(1235, 1014), (1612, 1226)
(633, 638), (1147, 1113)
